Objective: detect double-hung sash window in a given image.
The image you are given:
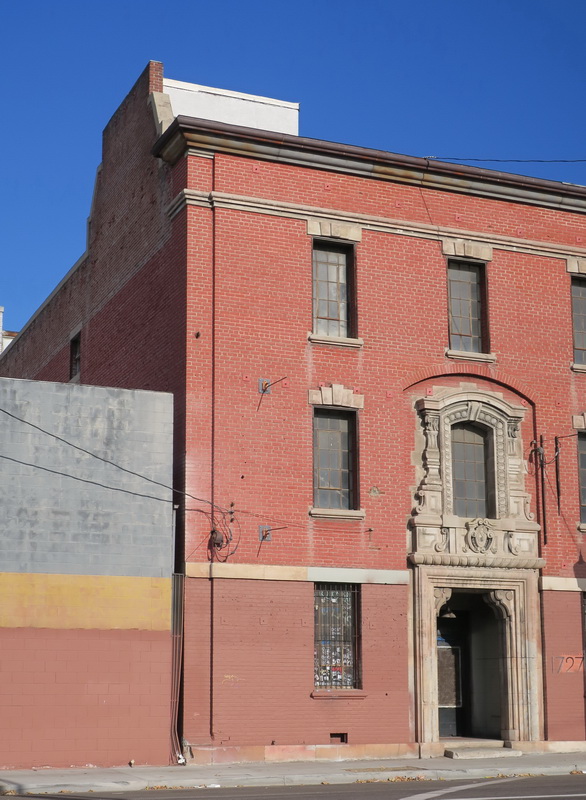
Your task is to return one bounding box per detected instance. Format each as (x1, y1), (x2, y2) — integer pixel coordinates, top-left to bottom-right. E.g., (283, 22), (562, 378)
(314, 583), (361, 689)
(572, 278), (586, 366)
(313, 409), (356, 510)
(313, 242), (354, 338)
(448, 261), (487, 354)
(451, 422), (495, 519)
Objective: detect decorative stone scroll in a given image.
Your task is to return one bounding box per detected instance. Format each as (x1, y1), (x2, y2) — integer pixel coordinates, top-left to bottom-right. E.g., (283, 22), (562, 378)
(434, 586), (452, 615)
(485, 589), (515, 619)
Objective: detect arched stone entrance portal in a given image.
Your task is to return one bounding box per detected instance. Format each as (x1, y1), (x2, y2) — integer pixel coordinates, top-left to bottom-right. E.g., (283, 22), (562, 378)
(412, 566), (543, 756)
(409, 386), (545, 756)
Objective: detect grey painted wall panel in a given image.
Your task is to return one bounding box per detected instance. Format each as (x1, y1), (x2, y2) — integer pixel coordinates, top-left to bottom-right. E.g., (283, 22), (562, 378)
(0, 377), (174, 577)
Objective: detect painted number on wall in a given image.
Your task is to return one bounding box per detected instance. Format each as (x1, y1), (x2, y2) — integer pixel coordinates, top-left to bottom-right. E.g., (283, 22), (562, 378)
(552, 655), (584, 673)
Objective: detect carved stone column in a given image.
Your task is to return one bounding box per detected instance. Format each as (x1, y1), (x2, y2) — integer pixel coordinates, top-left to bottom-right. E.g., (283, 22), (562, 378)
(415, 410), (442, 518)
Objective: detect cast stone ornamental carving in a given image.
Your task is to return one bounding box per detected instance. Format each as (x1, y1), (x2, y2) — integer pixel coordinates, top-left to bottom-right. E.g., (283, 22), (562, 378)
(434, 587), (452, 615)
(505, 530), (521, 556)
(434, 527), (449, 552)
(409, 387), (544, 570)
(463, 519), (497, 554)
(484, 589), (515, 619)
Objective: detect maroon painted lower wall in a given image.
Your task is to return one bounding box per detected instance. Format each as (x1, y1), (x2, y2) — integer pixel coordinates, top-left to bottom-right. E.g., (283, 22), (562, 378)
(542, 590), (586, 741)
(182, 577), (411, 748)
(0, 628), (172, 768)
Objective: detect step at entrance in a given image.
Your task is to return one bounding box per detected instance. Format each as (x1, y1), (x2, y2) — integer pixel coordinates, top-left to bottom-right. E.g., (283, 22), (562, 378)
(443, 739), (523, 759)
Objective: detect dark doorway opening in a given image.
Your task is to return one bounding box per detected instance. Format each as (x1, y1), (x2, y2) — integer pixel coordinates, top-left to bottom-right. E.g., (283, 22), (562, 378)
(437, 591), (502, 739)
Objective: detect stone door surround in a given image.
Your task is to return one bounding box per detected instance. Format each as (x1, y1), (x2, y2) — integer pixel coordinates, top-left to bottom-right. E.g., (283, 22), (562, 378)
(412, 565), (543, 755)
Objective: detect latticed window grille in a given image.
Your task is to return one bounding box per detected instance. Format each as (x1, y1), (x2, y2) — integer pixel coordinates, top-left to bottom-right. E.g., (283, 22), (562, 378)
(448, 261), (486, 353)
(572, 279), (586, 365)
(313, 242), (353, 338)
(314, 583), (360, 689)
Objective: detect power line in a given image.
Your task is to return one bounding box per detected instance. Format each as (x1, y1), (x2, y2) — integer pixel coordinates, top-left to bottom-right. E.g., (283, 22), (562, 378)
(427, 156), (586, 164)
(0, 453), (170, 502)
(1, 404), (375, 538)
(0, 406), (230, 516)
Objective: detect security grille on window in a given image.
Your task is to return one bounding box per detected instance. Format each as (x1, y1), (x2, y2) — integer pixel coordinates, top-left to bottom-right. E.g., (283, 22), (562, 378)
(314, 583), (360, 689)
(313, 242), (353, 338)
(448, 261), (487, 353)
(313, 410), (356, 509)
(451, 422), (495, 518)
(578, 434), (586, 524)
(572, 278), (586, 365)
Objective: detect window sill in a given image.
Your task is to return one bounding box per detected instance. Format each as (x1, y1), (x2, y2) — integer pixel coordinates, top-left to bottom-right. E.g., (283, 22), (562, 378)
(571, 363), (586, 373)
(578, 523), (586, 533)
(309, 508), (365, 520)
(311, 689), (367, 700)
(446, 349), (497, 363)
(308, 333), (364, 349)
(68, 373), (80, 384)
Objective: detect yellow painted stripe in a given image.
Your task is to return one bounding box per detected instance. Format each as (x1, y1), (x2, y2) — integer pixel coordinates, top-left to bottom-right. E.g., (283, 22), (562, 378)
(0, 573), (172, 630)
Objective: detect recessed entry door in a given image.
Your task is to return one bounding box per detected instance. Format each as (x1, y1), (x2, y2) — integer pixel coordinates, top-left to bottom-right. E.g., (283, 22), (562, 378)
(437, 614), (469, 737)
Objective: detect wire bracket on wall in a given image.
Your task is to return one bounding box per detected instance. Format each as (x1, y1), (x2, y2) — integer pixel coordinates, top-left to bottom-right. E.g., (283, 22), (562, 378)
(258, 525), (272, 542)
(256, 376), (288, 411)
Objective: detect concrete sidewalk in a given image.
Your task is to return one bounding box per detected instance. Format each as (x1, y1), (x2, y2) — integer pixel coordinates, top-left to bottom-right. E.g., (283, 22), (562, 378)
(2, 751), (586, 794)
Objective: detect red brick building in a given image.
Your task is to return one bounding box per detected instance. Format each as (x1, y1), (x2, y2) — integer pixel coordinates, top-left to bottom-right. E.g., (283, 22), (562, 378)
(3, 60), (586, 764)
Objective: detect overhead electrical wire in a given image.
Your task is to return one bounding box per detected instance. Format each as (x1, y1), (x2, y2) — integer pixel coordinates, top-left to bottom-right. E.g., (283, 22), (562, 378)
(1, 405), (366, 541)
(426, 156), (586, 164)
(7, 404), (586, 545)
(0, 452), (170, 502)
(0, 405), (230, 516)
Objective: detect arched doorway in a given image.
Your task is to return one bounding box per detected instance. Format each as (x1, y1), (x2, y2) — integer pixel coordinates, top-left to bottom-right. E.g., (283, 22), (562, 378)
(412, 567), (543, 755)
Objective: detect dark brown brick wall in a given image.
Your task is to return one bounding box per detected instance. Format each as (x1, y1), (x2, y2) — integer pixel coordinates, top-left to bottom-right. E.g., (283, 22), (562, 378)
(183, 578), (410, 746)
(542, 591), (586, 740)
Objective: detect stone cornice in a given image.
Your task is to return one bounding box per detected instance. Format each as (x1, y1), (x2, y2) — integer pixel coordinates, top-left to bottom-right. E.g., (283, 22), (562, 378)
(409, 553), (545, 570)
(166, 188), (586, 263)
(153, 116), (586, 216)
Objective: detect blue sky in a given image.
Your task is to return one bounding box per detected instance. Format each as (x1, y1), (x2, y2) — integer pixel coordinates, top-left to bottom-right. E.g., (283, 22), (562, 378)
(2, 0), (586, 331)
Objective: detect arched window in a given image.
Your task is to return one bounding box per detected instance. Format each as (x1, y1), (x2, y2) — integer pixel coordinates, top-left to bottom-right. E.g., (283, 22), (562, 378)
(451, 422), (495, 518)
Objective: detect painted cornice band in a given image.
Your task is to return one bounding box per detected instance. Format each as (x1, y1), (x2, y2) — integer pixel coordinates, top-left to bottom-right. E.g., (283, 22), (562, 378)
(185, 562), (410, 584)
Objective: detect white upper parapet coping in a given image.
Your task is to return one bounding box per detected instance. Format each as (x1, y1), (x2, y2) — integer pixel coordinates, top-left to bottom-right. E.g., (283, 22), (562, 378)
(162, 78), (299, 135)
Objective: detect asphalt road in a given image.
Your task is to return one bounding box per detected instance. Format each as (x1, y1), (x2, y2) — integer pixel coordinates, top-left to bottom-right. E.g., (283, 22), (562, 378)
(27, 773), (586, 800)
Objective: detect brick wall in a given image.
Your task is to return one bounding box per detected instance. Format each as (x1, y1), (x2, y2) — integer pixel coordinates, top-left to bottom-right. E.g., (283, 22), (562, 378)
(541, 591), (586, 741)
(0, 628), (171, 768)
(3, 66), (586, 752)
(183, 578), (410, 747)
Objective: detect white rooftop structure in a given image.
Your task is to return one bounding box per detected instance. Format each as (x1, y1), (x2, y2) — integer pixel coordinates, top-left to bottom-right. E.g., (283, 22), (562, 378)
(0, 307), (17, 353)
(162, 78), (299, 135)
